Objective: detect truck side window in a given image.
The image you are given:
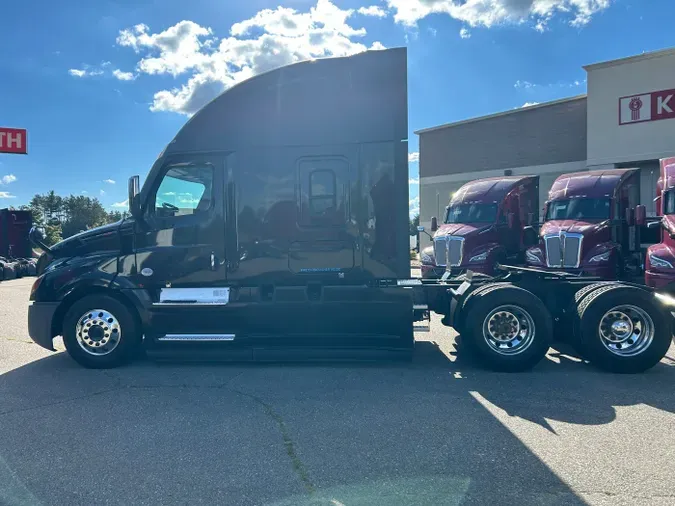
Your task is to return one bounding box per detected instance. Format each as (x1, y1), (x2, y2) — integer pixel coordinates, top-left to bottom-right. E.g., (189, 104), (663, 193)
(309, 169), (337, 217)
(153, 165), (214, 218)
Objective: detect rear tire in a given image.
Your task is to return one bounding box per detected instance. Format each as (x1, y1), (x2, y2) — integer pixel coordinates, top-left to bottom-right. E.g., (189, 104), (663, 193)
(576, 285), (671, 373)
(462, 285), (552, 372)
(62, 294), (142, 369)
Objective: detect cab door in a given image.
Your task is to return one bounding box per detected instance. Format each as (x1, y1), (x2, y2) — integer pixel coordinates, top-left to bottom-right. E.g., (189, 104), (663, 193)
(135, 154), (227, 291)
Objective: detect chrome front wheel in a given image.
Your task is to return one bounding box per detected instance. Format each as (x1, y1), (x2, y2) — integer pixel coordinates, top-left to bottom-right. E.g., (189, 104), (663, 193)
(75, 309), (122, 356)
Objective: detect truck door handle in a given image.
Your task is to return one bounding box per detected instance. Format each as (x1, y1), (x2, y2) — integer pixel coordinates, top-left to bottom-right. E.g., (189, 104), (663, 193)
(211, 252), (216, 271)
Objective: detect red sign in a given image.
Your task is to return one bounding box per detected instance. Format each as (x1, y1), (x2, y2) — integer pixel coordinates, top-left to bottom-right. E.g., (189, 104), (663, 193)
(0, 127), (27, 154)
(619, 88), (675, 125)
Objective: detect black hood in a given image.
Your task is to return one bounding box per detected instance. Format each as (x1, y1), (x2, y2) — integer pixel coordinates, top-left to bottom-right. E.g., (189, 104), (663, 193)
(51, 219), (131, 257)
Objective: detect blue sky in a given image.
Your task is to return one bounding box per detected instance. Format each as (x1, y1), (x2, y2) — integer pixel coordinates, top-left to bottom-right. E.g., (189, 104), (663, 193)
(1, 0), (673, 217)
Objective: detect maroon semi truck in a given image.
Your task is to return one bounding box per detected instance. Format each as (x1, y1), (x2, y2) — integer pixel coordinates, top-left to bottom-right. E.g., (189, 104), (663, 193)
(420, 175), (539, 278)
(525, 169), (647, 278)
(0, 209), (33, 259)
(645, 157), (675, 292)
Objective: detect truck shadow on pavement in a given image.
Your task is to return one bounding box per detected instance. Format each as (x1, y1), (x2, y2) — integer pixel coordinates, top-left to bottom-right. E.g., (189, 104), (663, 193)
(426, 338), (675, 431)
(2, 342), (675, 505)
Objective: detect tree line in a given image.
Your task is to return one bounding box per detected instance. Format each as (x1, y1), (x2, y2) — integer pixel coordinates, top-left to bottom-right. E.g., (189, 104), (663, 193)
(14, 191), (127, 246)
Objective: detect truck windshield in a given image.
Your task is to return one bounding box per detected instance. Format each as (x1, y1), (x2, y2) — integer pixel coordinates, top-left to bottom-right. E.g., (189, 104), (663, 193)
(546, 198), (611, 221)
(445, 203), (498, 224)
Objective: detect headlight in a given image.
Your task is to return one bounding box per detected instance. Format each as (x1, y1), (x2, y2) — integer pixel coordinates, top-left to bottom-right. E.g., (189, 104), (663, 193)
(650, 254), (674, 269)
(421, 252), (434, 264)
(29, 275), (44, 301)
(469, 251), (488, 263)
(655, 292), (675, 307)
(526, 250), (542, 264)
(589, 251), (611, 263)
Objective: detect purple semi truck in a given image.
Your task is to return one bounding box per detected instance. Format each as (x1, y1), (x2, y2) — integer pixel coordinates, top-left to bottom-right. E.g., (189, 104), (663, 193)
(420, 175), (539, 278)
(645, 157), (675, 293)
(525, 169), (647, 279)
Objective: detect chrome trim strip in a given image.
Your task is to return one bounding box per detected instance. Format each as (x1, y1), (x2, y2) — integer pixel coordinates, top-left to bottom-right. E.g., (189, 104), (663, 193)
(157, 334), (236, 342)
(159, 287), (230, 304)
(152, 302), (230, 307)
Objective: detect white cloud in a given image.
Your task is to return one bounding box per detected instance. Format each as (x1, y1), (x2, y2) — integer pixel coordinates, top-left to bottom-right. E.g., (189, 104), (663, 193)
(103, 179), (116, 184)
(113, 69), (136, 81)
(0, 192), (16, 199)
(409, 195), (420, 217)
(459, 27), (471, 38)
(100, 189), (106, 196)
(386, 0), (612, 30)
(522, 101), (540, 107)
(409, 177), (419, 185)
(1, 174), (17, 185)
(112, 199), (129, 208)
(409, 152), (420, 163)
(357, 6), (389, 17)
(515, 80), (535, 89)
(81, 190), (88, 194)
(68, 62), (107, 78)
(515, 78), (586, 90)
(117, 0), (386, 115)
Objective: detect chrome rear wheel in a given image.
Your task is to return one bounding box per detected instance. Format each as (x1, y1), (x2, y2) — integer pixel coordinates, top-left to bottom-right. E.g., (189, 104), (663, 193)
(482, 305), (536, 356)
(598, 305), (654, 358)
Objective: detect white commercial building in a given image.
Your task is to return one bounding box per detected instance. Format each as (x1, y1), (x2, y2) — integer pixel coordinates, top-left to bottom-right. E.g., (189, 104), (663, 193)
(417, 47), (675, 245)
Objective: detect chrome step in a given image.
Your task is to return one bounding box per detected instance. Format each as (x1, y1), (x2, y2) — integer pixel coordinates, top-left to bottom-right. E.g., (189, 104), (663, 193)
(157, 334), (235, 342)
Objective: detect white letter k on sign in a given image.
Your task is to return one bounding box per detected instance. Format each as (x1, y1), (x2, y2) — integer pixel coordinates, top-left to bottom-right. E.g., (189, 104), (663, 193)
(657, 95), (673, 114)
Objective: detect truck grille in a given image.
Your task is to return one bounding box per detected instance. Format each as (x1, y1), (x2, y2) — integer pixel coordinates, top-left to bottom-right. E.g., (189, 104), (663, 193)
(433, 236), (464, 267)
(545, 233), (583, 268)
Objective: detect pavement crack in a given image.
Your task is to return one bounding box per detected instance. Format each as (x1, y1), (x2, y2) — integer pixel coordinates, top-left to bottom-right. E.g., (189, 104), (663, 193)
(230, 388), (315, 495)
(0, 386), (124, 417)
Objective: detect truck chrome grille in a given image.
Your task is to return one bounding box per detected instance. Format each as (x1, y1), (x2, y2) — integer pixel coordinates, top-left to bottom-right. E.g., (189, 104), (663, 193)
(545, 233), (583, 268)
(433, 236), (464, 267)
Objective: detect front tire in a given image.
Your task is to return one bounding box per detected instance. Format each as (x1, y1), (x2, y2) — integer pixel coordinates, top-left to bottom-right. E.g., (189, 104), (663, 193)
(62, 294), (142, 369)
(462, 286), (552, 372)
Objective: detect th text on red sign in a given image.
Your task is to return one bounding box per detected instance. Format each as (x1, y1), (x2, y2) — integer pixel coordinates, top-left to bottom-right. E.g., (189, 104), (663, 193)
(0, 128), (27, 154)
(619, 88), (675, 125)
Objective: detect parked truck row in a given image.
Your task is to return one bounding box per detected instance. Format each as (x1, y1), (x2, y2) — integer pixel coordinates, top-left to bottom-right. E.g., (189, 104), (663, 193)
(25, 48), (675, 373)
(422, 159), (675, 291)
(0, 208), (37, 280)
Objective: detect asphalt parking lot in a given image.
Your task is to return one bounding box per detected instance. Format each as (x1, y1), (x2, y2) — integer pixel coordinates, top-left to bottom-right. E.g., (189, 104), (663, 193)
(2, 278), (675, 505)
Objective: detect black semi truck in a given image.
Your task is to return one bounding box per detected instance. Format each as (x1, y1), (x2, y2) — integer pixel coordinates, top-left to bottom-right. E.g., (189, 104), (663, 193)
(28, 48), (675, 373)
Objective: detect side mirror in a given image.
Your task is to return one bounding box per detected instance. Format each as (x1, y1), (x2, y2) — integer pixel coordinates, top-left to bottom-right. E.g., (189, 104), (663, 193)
(417, 226), (425, 233)
(128, 175), (141, 219)
(522, 226), (538, 248)
(29, 226), (52, 253)
(508, 212), (516, 229)
(635, 205), (646, 226)
(431, 217), (438, 233)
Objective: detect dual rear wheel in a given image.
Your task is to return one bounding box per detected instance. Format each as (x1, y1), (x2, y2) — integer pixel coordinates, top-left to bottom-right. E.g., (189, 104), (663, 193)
(459, 283), (671, 373)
